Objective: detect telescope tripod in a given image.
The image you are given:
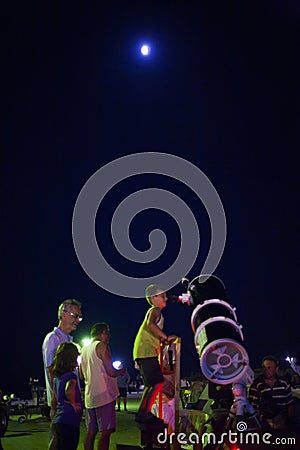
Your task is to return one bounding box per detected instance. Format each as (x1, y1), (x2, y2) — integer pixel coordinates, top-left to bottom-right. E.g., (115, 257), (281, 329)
(223, 383), (261, 430)
(214, 380), (262, 450)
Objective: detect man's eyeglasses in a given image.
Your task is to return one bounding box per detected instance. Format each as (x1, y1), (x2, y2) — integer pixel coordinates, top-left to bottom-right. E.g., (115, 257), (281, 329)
(63, 310), (83, 322)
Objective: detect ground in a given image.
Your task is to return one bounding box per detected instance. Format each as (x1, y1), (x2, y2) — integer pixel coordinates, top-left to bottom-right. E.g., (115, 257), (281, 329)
(2, 394), (300, 450)
(1, 394), (141, 450)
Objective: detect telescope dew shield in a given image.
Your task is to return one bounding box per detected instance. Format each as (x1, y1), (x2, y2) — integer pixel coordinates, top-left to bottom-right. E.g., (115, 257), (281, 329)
(191, 299), (238, 333)
(188, 274), (227, 304)
(191, 300), (249, 384)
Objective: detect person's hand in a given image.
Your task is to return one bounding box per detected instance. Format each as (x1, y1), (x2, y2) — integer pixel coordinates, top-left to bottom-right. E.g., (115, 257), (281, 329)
(72, 402), (82, 413)
(166, 335), (178, 343)
(51, 398), (58, 411)
(65, 401), (82, 413)
(161, 335), (178, 345)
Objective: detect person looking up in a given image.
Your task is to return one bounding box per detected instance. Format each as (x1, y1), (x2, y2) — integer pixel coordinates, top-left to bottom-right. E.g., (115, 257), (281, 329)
(133, 284), (177, 423)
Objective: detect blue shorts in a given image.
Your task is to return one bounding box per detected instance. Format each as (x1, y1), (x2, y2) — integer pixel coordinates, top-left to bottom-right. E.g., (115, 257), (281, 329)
(85, 401), (116, 432)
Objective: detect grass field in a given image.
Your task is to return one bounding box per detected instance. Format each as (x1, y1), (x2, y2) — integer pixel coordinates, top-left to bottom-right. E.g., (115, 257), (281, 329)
(1, 394), (142, 450)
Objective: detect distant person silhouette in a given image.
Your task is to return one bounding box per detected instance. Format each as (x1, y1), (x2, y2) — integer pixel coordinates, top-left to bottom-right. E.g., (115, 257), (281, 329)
(116, 366), (131, 411)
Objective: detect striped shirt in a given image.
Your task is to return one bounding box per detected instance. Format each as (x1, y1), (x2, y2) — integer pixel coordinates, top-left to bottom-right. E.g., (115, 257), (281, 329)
(249, 375), (294, 418)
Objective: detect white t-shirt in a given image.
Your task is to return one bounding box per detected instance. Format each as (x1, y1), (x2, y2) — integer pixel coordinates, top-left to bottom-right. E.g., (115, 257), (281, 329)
(80, 340), (119, 408)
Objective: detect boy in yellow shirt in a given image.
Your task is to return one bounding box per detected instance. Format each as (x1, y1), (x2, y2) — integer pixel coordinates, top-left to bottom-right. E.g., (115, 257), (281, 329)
(133, 284), (177, 423)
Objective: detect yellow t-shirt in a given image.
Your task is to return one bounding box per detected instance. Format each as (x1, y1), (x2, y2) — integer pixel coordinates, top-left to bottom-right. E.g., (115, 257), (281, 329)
(133, 306), (164, 359)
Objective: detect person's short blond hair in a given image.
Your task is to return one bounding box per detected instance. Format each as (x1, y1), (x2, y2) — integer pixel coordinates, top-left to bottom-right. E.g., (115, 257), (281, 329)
(145, 284), (165, 305)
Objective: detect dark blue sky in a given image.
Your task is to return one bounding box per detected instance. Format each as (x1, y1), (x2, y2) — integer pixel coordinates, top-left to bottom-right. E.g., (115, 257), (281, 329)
(1, 1), (299, 398)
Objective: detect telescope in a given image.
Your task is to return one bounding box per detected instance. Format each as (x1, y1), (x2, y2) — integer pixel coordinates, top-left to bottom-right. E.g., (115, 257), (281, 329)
(176, 274), (249, 385)
(172, 275), (262, 436)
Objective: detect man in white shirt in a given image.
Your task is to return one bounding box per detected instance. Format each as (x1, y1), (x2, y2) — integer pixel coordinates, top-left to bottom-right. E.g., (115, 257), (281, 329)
(80, 322), (125, 450)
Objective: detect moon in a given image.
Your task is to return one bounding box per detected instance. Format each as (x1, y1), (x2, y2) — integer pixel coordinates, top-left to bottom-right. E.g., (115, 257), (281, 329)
(141, 44), (151, 56)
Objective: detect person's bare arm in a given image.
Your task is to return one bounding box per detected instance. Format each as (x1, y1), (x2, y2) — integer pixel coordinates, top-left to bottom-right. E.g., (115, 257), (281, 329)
(96, 342), (126, 377)
(79, 365), (85, 381)
(65, 379), (82, 412)
(147, 307), (177, 343)
(50, 386), (58, 411)
(47, 365), (54, 387)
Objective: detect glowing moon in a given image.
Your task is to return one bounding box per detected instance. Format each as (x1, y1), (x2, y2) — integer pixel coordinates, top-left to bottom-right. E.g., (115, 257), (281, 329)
(141, 45), (151, 56)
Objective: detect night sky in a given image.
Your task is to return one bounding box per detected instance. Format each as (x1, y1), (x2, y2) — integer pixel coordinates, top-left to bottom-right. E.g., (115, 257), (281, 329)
(1, 1), (300, 399)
